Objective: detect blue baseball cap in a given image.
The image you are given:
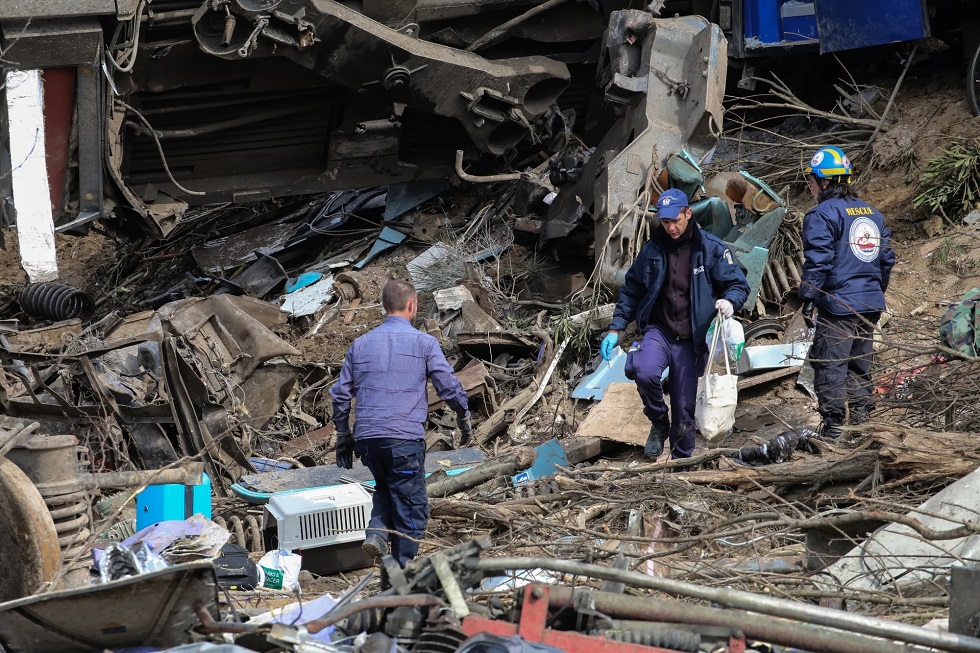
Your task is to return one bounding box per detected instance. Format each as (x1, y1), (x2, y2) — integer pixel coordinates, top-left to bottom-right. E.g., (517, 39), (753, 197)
(655, 188), (689, 219)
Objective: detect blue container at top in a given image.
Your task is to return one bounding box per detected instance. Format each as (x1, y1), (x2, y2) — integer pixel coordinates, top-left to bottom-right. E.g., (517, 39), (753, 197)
(136, 472), (212, 531)
(781, 1), (818, 41)
(744, 0), (782, 43)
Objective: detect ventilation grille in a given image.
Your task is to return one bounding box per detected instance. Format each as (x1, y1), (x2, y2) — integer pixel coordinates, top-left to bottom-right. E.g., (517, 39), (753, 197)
(299, 506), (368, 542)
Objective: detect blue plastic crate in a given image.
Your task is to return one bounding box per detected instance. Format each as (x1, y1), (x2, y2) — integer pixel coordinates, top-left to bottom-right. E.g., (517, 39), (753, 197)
(136, 473), (212, 530)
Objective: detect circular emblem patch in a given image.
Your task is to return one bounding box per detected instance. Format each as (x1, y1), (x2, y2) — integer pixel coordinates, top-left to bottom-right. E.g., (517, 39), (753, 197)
(849, 216), (881, 262)
(810, 151), (824, 167)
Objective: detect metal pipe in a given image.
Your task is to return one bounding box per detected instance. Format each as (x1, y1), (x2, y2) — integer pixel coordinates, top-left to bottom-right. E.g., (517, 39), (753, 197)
(466, 558), (980, 653)
(547, 586), (915, 653)
(415, 0), (540, 21)
(0, 420), (39, 458)
(83, 463), (204, 490)
(466, 0), (571, 52)
(455, 150), (522, 184)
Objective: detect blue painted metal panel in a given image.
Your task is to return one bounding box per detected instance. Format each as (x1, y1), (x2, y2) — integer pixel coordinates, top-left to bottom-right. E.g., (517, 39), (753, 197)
(512, 439), (568, 487)
(813, 0), (928, 54)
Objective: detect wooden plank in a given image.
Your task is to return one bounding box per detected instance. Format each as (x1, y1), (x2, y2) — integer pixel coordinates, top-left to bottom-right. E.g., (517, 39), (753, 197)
(737, 366), (799, 391)
(427, 359), (492, 412)
(574, 382), (649, 446)
(342, 297), (361, 325)
(564, 437), (614, 465)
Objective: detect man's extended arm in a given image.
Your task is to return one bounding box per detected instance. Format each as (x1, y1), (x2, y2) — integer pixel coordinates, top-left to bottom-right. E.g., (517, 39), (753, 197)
(710, 245), (750, 311)
(330, 346), (356, 433)
(425, 339), (468, 415)
(799, 210), (837, 302)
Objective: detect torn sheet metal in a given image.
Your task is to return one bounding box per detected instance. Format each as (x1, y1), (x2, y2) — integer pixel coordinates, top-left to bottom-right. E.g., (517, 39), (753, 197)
(512, 438), (567, 486)
(192, 220), (298, 275)
(6, 69), (58, 282)
(155, 295), (300, 492)
(353, 226), (408, 270)
(736, 341), (812, 375)
(820, 466), (980, 595)
(234, 448), (487, 502)
(0, 561), (219, 653)
(280, 275), (335, 317)
(230, 254), (287, 299)
(434, 286), (475, 311)
(384, 179), (450, 221)
(572, 348), (631, 400)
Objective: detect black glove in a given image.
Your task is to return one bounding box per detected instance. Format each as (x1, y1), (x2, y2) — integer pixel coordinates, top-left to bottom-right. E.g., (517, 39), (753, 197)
(456, 411), (473, 446)
(802, 302), (815, 328)
(335, 428), (354, 470)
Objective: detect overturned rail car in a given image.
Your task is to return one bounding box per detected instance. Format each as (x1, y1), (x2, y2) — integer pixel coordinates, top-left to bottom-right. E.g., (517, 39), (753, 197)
(0, 2), (723, 261)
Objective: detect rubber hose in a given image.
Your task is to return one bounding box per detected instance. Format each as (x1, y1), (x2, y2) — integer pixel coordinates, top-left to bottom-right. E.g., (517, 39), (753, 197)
(19, 283), (94, 320)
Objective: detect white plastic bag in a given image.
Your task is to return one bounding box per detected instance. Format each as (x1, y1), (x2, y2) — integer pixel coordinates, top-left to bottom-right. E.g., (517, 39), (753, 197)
(257, 549), (302, 592)
(705, 317), (745, 369)
(696, 314), (738, 444)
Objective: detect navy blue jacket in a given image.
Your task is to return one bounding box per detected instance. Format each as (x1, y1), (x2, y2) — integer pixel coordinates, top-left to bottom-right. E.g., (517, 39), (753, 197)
(610, 224), (750, 353)
(800, 196), (895, 315)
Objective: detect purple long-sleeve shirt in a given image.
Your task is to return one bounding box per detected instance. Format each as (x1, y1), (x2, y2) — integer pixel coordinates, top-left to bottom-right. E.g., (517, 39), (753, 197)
(330, 316), (468, 440)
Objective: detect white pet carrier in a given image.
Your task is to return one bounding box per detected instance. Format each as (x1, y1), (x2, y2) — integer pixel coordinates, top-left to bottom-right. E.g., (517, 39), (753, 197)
(262, 484), (372, 551)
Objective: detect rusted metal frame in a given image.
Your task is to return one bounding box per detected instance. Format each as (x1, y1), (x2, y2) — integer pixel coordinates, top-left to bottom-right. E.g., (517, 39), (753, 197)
(465, 558), (980, 653)
(461, 585), (684, 653)
(0, 358), (46, 408)
(547, 586), (905, 653)
(28, 363), (89, 417)
(162, 338), (233, 495)
(79, 356), (119, 416)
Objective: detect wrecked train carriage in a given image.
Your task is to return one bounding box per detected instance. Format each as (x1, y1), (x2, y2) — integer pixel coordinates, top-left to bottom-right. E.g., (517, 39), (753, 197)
(0, 1), (724, 271)
(0, 0), (606, 237)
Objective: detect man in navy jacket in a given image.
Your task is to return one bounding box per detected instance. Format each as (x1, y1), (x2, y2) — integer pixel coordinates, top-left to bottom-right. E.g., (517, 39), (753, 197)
(800, 147), (895, 438)
(600, 189), (750, 459)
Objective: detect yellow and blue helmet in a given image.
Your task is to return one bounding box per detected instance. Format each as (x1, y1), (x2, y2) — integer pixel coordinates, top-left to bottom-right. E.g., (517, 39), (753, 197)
(805, 146), (852, 182)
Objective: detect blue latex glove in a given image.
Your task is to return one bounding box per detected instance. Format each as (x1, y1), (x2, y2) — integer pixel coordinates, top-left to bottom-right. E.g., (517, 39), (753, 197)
(600, 332), (620, 361)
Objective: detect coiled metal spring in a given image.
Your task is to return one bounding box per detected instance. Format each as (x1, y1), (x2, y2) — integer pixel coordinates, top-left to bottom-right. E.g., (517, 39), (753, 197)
(602, 625), (701, 653)
(19, 283), (94, 320)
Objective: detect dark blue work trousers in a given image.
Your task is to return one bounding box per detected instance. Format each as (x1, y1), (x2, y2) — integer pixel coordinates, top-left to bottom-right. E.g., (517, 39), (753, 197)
(810, 312), (880, 427)
(354, 437), (427, 567)
(625, 325), (707, 458)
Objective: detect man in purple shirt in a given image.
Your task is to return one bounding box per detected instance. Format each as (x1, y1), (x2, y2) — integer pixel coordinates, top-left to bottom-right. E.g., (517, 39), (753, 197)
(330, 280), (471, 567)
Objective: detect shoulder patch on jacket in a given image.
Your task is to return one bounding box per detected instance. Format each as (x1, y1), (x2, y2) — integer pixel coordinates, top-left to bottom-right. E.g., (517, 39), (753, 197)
(723, 249), (734, 265)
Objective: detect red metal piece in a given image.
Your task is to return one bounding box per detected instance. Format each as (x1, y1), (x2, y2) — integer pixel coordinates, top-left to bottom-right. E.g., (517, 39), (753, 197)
(41, 67), (76, 218)
(461, 584), (687, 653)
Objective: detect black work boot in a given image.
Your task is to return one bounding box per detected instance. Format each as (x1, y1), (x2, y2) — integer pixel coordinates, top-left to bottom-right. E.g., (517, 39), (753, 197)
(362, 533), (389, 560)
(849, 406), (871, 425)
(644, 420), (670, 458)
(820, 421), (843, 440)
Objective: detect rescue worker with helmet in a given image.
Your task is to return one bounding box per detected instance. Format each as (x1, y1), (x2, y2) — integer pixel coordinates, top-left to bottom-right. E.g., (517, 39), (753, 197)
(800, 147), (895, 438)
(600, 188), (750, 459)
